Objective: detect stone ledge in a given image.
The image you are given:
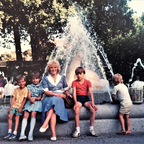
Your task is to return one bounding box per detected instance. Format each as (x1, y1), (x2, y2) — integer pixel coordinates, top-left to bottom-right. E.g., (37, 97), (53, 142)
(1, 103), (144, 122)
(1, 118), (144, 137)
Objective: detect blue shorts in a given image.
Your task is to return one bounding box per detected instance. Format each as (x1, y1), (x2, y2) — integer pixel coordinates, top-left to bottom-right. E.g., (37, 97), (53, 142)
(77, 95), (90, 106)
(10, 107), (22, 116)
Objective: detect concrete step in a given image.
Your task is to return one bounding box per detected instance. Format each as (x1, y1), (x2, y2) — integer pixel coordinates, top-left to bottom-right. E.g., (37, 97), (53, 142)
(0, 103), (144, 137)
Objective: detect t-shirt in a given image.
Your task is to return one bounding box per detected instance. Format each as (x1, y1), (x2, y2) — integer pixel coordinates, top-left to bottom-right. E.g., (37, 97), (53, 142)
(12, 87), (28, 108)
(112, 83), (132, 105)
(72, 79), (92, 96)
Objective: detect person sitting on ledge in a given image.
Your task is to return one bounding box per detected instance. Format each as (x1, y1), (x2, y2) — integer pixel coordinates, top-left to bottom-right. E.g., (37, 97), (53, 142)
(4, 75), (28, 141)
(0, 74), (6, 98)
(111, 73), (133, 135)
(39, 60), (69, 141)
(72, 66), (98, 138)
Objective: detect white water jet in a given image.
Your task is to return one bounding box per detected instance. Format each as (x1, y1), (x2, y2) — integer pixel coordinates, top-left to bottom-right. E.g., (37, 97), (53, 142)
(129, 58), (144, 89)
(46, 15), (113, 91)
(129, 58), (144, 83)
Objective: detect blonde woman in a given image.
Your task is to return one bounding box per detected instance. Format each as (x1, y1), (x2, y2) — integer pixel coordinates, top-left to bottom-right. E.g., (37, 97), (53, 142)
(39, 60), (69, 141)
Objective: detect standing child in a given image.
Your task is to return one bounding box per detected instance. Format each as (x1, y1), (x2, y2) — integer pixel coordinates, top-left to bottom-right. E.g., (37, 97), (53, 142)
(111, 73), (133, 135)
(72, 67), (98, 138)
(4, 75), (28, 141)
(19, 72), (43, 141)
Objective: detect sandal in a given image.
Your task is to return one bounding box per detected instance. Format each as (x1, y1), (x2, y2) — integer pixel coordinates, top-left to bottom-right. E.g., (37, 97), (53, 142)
(72, 130), (80, 138)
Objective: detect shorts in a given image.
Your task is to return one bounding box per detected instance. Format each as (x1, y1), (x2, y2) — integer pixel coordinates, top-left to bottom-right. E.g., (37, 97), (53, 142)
(77, 95), (90, 106)
(10, 107), (22, 116)
(119, 103), (132, 115)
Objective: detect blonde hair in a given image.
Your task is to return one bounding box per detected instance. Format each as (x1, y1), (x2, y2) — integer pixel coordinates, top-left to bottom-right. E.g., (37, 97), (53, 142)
(47, 60), (61, 74)
(113, 73), (123, 85)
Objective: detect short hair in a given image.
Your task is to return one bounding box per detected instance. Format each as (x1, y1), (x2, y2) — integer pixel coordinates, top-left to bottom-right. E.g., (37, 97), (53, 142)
(113, 73), (123, 84)
(75, 67), (85, 75)
(31, 71), (41, 80)
(16, 75), (26, 82)
(47, 60), (60, 74)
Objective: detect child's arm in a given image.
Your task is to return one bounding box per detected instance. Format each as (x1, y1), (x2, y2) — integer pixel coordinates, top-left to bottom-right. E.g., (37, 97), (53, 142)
(18, 97), (27, 113)
(73, 87), (79, 110)
(111, 94), (115, 101)
(32, 94), (42, 103)
(89, 87), (95, 107)
(7, 96), (15, 113)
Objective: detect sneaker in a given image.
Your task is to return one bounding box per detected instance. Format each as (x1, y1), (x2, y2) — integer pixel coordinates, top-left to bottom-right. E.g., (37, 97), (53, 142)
(28, 135), (33, 141)
(4, 133), (12, 139)
(50, 137), (57, 141)
(72, 130), (80, 138)
(8, 133), (17, 141)
(19, 135), (27, 141)
(89, 129), (98, 137)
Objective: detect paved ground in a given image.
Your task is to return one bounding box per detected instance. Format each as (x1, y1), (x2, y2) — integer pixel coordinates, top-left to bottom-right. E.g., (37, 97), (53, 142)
(1, 132), (144, 144)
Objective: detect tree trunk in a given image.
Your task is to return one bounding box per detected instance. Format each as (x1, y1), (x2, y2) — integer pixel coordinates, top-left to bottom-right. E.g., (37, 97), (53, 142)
(13, 24), (22, 61)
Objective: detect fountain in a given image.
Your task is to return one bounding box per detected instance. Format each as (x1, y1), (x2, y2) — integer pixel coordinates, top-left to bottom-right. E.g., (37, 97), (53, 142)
(128, 58), (144, 103)
(44, 15), (114, 103)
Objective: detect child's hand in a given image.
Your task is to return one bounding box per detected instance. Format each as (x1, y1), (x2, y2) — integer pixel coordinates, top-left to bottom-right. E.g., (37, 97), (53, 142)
(7, 107), (13, 114)
(57, 93), (66, 98)
(18, 107), (22, 113)
(30, 98), (35, 104)
(91, 103), (98, 111)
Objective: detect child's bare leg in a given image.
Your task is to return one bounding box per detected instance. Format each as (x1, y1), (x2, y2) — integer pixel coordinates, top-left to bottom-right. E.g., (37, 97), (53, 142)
(50, 113), (56, 138)
(8, 113), (14, 130)
(84, 101), (96, 126)
(41, 108), (54, 128)
(119, 113), (126, 132)
(14, 115), (20, 132)
(74, 102), (82, 127)
(125, 114), (131, 134)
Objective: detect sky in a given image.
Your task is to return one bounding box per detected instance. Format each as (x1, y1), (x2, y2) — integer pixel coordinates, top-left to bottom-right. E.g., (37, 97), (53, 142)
(128, 0), (144, 17)
(0, 0), (144, 55)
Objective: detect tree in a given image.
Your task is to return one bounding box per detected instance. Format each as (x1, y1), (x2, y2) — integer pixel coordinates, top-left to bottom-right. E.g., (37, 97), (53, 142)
(0, 0), (30, 61)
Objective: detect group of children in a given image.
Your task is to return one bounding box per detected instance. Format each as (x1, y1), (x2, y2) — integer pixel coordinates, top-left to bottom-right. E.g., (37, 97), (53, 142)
(3, 66), (133, 141)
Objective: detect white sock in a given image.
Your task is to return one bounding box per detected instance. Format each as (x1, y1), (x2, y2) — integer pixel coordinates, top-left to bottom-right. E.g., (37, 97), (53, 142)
(76, 127), (80, 132)
(13, 131), (17, 135)
(8, 129), (12, 133)
(90, 126), (94, 130)
(28, 118), (36, 137)
(20, 118), (27, 136)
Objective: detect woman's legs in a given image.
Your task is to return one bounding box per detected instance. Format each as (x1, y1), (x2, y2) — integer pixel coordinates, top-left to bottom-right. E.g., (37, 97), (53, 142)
(41, 108), (54, 128)
(50, 113), (56, 138)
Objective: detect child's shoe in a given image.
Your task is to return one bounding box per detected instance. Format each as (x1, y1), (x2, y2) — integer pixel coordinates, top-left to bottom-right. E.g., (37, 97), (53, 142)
(72, 130), (80, 138)
(89, 129), (98, 137)
(28, 135), (33, 141)
(4, 133), (12, 139)
(50, 137), (57, 141)
(19, 134), (27, 141)
(8, 133), (17, 141)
